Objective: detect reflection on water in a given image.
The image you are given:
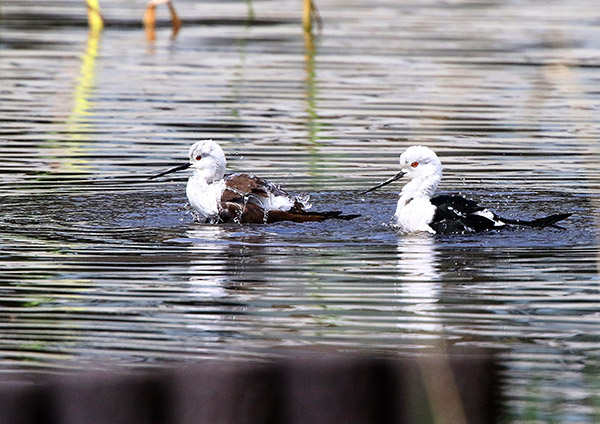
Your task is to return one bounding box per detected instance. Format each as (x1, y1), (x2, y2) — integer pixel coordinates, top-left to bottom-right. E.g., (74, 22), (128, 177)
(396, 233), (440, 283)
(303, 30), (319, 147)
(1, 0), (600, 422)
(396, 234), (442, 335)
(186, 226), (231, 298)
(67, 29), (101, 137)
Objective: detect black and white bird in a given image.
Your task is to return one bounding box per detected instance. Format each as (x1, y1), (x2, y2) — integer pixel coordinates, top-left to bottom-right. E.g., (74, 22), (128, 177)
(150, 140), (358, 224)
(361, 145), (571, 234)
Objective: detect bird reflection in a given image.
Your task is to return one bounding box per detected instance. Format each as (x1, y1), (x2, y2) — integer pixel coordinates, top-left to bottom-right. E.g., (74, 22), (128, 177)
(396, 233), (441, 282)
(184, 225), (230, 297)
(395, 233), (442, 333)
(184, 225), (281, 297)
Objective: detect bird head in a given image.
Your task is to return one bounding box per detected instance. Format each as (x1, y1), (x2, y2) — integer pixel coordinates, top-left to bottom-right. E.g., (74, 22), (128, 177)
(399, 145), (442, 180)
(188, 140), (227, 182)
(148, 139), (227, 183)
(360, 145), (442, 195)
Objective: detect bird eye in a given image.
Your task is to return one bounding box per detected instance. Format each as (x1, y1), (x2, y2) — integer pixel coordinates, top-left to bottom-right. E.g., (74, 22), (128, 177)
(411, 161), (419, 168)
(195, 155), (202, 161)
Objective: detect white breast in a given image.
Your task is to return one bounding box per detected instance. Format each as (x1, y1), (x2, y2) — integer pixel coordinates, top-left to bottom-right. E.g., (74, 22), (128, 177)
(186, 175), (225, 220)
(393, 196), (436, 234)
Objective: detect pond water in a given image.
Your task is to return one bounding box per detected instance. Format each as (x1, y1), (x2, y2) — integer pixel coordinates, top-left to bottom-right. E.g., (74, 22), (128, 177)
(1, 0), (600, 422)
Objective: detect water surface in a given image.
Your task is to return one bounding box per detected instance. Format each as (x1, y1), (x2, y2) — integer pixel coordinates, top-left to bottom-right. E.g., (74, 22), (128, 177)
(1, 0), (600, 422)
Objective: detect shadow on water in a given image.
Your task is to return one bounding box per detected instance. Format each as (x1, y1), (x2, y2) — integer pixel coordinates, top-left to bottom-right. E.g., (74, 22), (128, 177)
(1, 0), (600, 422)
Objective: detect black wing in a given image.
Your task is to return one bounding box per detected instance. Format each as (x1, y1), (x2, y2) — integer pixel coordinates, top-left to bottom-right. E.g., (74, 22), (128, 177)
(430, 195), (484, 220)
(430, 195), (500, 234)
(429, 195), (572, 234)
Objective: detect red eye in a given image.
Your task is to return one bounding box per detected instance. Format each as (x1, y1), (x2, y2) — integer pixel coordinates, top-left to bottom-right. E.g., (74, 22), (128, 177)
(411, 161), (419, 168)
(195, 155), (202, 161)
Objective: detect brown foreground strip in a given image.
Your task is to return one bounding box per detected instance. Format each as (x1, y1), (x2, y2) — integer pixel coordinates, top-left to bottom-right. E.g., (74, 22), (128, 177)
(0, 348), (498, 424)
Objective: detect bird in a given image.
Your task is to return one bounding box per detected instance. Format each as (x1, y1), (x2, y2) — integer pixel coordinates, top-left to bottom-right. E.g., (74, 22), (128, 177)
(360, 145), (572, 234)
(149, 140), (359, 224)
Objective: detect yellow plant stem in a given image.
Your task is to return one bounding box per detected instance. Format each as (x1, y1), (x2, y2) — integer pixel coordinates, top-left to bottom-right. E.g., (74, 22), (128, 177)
(302, 0), (322, 34)
(86, 0), (104, 32)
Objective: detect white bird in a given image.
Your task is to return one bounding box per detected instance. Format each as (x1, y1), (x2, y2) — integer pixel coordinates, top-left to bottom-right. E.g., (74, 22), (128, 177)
(150, 140), (359, 224)
(361, 145), (571, 234)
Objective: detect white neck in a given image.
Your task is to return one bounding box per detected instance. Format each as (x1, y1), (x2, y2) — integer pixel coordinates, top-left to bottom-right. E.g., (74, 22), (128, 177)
(394, 173), (440, 233)
(399, 173), (440, 201)
(195, 166), (224, 185)
(187, 172), (225, 220)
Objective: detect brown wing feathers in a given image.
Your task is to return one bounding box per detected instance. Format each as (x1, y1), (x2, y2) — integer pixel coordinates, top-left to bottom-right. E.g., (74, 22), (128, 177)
(216, 173), (359, 224)
(217, 202), (358, 224)
(221, 174), (270, 203)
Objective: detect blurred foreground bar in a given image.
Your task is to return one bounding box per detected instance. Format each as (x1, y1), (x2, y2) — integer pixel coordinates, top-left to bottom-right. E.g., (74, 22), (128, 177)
(0, 349), (499, 424)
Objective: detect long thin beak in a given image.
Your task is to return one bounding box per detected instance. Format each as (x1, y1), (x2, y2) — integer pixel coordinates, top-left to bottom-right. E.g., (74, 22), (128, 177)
(148, 162), (191, 180)
(359, 171), (405, 195)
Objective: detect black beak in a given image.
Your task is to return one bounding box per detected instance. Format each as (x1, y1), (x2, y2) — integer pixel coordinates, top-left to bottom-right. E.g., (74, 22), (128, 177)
(148, 162), (191, 180)
(359, 171), (406, 195)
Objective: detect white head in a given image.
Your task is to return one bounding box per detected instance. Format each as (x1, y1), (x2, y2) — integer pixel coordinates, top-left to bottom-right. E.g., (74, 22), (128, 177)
(360, 145), (442, 197)
(188, 140), (226, 183)
(148, 139), (227, 183)
(398, 145), (442, 181)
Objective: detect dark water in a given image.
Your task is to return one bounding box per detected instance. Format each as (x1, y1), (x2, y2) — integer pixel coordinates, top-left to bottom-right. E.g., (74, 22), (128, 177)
(1, 0), (600, 422)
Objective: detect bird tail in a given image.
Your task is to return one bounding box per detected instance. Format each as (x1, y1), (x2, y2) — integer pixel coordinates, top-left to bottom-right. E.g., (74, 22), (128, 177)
(500, 213), (572, 229)
(218, 202), (360, 224)
(267, 210), (360, 223)
(319, 211), (362, 221)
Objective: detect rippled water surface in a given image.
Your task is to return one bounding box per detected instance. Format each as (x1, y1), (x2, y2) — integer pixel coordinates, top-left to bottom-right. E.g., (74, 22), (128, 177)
(1, 0), (600, 422)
